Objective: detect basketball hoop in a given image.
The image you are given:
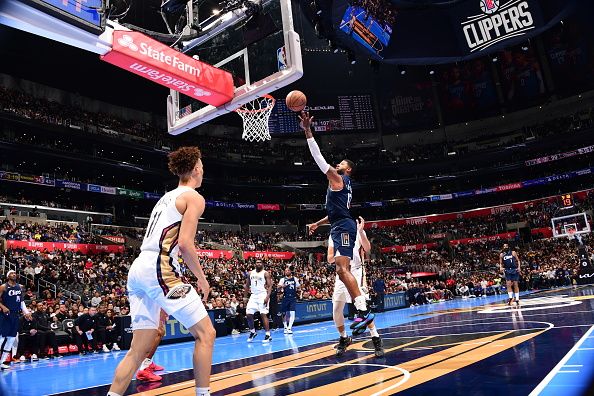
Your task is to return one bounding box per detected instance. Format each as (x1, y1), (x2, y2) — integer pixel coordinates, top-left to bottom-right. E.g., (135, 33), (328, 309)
(234, 95), (275, 142)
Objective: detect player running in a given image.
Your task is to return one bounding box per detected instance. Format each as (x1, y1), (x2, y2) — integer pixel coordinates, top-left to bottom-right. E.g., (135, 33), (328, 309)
(328, 217), (384, 357)
(245, 260), (273, 343)
(301, 111), (374, 335)
(500, 243), (521, 307)
(108, 147), (215, 396)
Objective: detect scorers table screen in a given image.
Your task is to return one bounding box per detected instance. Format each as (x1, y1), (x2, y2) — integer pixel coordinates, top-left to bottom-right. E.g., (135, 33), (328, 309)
(269, 94), (376, 134)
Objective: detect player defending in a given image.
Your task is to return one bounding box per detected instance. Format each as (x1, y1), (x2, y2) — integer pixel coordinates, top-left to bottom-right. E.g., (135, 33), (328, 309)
(108, 147), (215, 396)
(329, 217), (384, 357)
(301, 111), (374, 334)
(500, 243), (521, 307)
(245, 260), (273, 343)
(0, 270), (33, 370)
(278, 266), (300, 334)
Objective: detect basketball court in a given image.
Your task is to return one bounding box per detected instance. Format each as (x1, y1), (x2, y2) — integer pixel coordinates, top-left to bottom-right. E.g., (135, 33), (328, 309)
(0, 286), (592, 395)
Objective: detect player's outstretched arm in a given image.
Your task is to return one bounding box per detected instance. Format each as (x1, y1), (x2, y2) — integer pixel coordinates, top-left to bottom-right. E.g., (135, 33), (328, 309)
(307, 216), (329, 235)
(513, 251), (521, 272)
(176, 191), (210, 303)
(264, 271), (272, 305)
(299, 111), (343, 190)
(357, 217), (371, 253)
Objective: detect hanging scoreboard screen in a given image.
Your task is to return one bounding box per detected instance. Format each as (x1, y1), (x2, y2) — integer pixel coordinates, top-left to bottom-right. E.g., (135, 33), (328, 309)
(22, 0), (105, 33)
(269, 94), (376, 134)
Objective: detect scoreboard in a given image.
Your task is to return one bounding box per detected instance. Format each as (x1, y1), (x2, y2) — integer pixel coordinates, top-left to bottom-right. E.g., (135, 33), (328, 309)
(561, 193), (574, 208)
(21, 0), (104, 32)
(269, 94), (376, 134)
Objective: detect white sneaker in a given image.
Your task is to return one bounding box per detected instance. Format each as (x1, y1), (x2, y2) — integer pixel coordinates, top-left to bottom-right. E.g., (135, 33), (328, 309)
(262, 334), (272, 343)
(231, 329), (240, 335)
(286, 329), (293, 334)
(19, 356), (25, 362)
(31, 354), (38, 361)
(283, 328), (288, 334)
(112, 343), (121, 351)
(0, 364), (9, 370)
(103, 345), (111, 353)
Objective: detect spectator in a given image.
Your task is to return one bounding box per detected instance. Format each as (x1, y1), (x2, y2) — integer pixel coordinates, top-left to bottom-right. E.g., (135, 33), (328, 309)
(74, 306), (100, 355)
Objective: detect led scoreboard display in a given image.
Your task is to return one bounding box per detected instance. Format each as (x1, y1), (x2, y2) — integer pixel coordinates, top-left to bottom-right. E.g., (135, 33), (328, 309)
(22, 0), (104, 32)
(269, 94), (376, 134)
(561, 193), (574, 208)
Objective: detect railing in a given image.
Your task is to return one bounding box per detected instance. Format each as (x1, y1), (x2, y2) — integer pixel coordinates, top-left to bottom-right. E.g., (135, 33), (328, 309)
(1, 255), (80, 301)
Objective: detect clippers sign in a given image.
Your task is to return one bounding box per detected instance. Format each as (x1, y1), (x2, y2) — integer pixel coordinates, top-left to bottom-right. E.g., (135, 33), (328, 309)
(462, 0), (535, 52)
(102, 31), (234, 106)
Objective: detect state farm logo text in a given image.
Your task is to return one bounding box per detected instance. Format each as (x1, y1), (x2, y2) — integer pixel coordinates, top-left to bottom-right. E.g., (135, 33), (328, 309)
(462, 0), (534, 52)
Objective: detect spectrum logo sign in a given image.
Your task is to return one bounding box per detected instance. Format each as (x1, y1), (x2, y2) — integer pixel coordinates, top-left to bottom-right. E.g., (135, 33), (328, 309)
(102, 31), (234, 106)
(461, 0), (535, 52)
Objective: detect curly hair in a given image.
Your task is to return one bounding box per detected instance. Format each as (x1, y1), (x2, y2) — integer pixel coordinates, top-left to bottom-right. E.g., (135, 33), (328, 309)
(167, 146), (202, 179)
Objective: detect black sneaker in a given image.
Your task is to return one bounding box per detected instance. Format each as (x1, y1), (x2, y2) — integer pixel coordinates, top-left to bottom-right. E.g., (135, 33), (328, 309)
(372, 337), (385, 357)
(335, 336), (352, 357)
(507, 298), (513, 306)
(350, 310), (375, 335)
(515, 299), (520, 308)
(262, 334), (272, 343)
(247, 332), (257, 343)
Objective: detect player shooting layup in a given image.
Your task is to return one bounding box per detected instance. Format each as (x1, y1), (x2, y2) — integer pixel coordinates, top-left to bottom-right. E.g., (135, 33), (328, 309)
(300, 111), (375, 334)
(108, 147), (215, 396)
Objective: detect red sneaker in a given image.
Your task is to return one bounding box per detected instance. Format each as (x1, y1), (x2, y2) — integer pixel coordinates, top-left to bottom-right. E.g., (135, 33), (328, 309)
(149, 362), (165, 372)
(136, 368), (162, 382)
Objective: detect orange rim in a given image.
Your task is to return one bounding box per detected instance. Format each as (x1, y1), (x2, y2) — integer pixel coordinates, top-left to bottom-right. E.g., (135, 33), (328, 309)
(234, 94), (276, 114)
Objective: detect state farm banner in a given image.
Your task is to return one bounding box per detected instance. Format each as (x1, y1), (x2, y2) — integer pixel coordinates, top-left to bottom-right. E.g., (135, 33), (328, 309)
(102, 236), (126, 244)
(243, 251), (295, 260)
(6, 240), (124, 254)
(196, 250), (234, 260)
(102, 31), (234, 106)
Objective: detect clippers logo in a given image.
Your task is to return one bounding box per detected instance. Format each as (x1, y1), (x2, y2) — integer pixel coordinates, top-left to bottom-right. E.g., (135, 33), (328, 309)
(341, 233), (350, 247)
(462, 0), (534, 52)
(480, 0), (499, 14)
(117, 35), (138, 51)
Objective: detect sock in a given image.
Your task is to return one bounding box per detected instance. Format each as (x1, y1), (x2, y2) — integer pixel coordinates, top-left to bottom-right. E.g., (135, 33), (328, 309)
(288, 311), (295, 329)
(339, 330), (347, 338)
(514, 293), (519, 300)
(196, 387), (210, 396)
(369, 326), (379, 338)
(139, 358), (151, 371)
(265, 331), (270, 336)
(250, 329), (256, 334)
(353, 295), (367, 311)
(107, 393), (123, 396)
(508, 292), (513, 298)
(0, 351), (8, 364)
(283, 321), (288, 329)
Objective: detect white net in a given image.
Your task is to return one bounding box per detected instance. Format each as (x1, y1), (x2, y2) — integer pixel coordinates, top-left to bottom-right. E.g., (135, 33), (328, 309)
(235, 95), (275, 142)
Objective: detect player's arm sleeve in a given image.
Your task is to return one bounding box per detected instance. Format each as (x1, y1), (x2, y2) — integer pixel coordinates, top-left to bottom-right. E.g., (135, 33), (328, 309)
(295, 279), (300, 288)
(21, 301), (30, 315)
(278, 278), (284, 288)
(307, 137), (331, 174)
(327, 237), (335, 264)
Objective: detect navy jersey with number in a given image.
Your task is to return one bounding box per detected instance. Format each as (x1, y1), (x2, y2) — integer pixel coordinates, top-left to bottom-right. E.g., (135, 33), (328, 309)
(2, 283), (22, 312)
(326, 175), (353, 225)
(502, 250), (518, 270)
(281, 277), (298, 302)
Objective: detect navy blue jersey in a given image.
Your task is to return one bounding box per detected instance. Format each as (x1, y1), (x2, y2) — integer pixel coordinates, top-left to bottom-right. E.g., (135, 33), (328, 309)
(502, 250), (518, 270)
(281, 277), (298, 301)
(1, 283), (22, 312)
(326, 175), (353, 224)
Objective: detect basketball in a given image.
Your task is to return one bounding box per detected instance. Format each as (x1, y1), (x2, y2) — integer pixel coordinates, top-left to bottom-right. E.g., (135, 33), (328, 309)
(286, 90), (307, 112)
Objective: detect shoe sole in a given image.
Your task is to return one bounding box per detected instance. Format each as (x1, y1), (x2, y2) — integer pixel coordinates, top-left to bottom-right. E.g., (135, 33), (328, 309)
(350, 314), (376, 331)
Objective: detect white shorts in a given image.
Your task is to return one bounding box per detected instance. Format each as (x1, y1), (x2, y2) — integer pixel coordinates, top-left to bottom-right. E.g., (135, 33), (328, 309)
(333, 267), (367, 304)
(246, 293), (269, 315)
(127, 252), (208, 331)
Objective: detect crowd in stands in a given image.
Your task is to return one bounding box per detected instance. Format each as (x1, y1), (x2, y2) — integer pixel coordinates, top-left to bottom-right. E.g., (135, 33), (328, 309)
(0, 219), (97, 244)
(2, 84), (593, 170)
(350, 0), (397, 26)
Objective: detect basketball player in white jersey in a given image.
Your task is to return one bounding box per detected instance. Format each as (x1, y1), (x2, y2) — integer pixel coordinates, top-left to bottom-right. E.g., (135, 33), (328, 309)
(108, 147), (215, 396)
(329, 217), (384, 357)
(244, 260), (273, 343)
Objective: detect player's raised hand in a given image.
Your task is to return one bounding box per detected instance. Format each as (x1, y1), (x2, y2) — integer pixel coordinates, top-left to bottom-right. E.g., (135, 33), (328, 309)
(357, 216), (365, 231)
(298, 111), (314, 136)
(307, 223), (318, 235)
